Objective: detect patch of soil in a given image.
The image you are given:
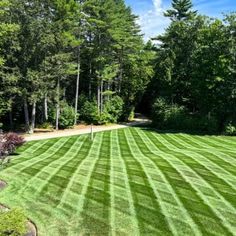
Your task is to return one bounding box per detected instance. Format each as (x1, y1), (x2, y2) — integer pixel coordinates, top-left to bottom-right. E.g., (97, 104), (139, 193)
(0, 183), (37, 236)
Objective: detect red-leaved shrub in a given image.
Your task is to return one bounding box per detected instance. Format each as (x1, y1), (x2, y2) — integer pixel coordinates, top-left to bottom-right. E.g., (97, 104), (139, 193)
(0, 133), (25, 166)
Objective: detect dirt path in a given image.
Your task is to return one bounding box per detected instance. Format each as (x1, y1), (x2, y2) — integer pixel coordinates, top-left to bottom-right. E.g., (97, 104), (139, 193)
(24, 117), (151, 142)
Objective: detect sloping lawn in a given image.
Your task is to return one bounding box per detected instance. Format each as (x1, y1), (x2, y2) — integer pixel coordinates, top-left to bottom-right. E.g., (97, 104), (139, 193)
(0, 127), (236, 235)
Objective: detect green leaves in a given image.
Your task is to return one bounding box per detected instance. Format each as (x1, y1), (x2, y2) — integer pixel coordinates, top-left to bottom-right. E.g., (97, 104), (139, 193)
(164, 0), (197, 21)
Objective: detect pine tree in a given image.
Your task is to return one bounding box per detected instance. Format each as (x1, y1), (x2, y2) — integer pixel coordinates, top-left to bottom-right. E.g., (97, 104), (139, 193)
(164, 0), (197, 21)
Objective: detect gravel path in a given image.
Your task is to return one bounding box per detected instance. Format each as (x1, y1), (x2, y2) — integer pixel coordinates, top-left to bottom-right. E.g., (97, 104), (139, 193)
(24, 118), (150, 142)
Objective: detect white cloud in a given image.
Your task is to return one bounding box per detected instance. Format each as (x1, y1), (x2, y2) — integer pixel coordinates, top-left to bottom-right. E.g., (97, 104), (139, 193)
(153, 0), (162, 13)
(136, 0), (170, 41)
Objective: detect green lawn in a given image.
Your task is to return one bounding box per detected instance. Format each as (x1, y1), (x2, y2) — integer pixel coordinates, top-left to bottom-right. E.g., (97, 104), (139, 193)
(0, 127), (236, 235)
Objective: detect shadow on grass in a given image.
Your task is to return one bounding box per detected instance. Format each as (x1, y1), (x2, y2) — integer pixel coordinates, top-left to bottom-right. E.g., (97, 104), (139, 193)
(138, 125), (223, 137)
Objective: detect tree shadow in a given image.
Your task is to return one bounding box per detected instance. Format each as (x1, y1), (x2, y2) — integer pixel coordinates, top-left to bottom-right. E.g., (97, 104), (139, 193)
(138, 126), (221, 137)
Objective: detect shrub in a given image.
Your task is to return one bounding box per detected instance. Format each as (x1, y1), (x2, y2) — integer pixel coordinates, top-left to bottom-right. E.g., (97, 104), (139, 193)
(152, 98), (185, 129)
(49, 101), (76, 129)
(37, 122), (53, 130)
(0, 133), (25, 166)
(0, 208), (27, 236)
(59, 102), (76, 129)
(97, 111), (111, 125)
(80, 96), (124, 125)
(224, 123), (236, 136)
(80, 100), (99, 124)
(121, 105), (135, 122)
(152, 98), (218, 133)
(103, 96), (124, 123)
(128, 108), (135, 122)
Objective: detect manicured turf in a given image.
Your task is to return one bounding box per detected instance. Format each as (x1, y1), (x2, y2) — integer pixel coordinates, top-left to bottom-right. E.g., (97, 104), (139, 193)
(0, 127), (236, 235)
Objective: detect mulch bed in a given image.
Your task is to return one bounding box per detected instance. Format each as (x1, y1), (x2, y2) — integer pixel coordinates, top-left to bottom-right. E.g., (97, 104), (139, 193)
(0, 180), (37, 236)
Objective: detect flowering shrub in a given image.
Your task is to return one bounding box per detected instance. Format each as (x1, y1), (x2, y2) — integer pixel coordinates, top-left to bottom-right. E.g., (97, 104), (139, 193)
(0, 133), (25, 167)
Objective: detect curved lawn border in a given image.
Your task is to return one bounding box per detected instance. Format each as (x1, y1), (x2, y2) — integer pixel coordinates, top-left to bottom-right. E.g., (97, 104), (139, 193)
(0, 179), (37, 236)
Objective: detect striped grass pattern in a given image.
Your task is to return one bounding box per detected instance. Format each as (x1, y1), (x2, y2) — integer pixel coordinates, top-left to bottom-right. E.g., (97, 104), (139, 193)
(0, 127), (236, 235)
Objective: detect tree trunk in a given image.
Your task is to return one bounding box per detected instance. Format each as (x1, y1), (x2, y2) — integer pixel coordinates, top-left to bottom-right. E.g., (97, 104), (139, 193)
(74, 46), (81, 125)
(9, 110), (13, 130)
(100, 80), (103, 112)
(24, 98), (30, 132)
(118, 47), (124, 93)
(97, 83), (100, 115)
(56, 78), (60, 130)
(89, 61), (92, 99)
(30, 101), (36, 134)
(44, 94), (48, 121)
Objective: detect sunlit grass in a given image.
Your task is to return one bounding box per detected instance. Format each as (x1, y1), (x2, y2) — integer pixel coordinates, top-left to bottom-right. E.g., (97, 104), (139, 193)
(0, 127), (236, 235)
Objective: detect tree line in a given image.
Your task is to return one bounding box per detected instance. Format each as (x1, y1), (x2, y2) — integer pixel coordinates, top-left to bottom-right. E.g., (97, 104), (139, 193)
(0, 0), (154, 132)
(1, 0), (236, 135)
(141, 0), (236, 134)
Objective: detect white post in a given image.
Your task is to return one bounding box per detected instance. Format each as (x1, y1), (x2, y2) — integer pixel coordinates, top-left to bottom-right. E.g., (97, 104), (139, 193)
(91, 124), (94, 141)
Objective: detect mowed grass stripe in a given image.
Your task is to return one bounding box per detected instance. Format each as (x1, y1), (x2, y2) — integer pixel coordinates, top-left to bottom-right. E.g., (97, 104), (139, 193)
(15, 137), (76, 195)
(74, 132), (105, 234)
(186, 134), (236, 150)
(112, 129), (140, 236)
(17, 139), (49, 154)
(1, 127), (236, 235)
(165, 133), (236, 180)
(33, 135), (87, 200)
(159, 148), (236, 234)
(138, 128), (232, 235)
(160, 134), (236, 215)
(110, 130), (116, 236)
(130, 128), (202, 236)
(9, 138), (62, 169)
(119, 128), (172, 235)
(126, 128), (186, 236)
(56, 135), (97, 212)
(180, 134), (231, 150)
(163, 135), (236, 199)
(155, 133), (236, 227)
(112, 130), (140, 236)
(11, 137), (70, 173)
(169, 154), (236, 234)
(81, 131), (111, 235)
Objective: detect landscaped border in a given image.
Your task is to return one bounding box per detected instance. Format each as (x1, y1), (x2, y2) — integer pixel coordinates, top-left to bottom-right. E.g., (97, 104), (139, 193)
(0, 179), (37, 236)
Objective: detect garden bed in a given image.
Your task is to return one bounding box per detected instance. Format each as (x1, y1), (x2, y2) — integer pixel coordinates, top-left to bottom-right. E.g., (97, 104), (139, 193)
(0, 180), (37, 236)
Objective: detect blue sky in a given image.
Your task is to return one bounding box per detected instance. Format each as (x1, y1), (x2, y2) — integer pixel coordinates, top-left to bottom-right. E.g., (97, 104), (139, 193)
(125, 0), (236, 41)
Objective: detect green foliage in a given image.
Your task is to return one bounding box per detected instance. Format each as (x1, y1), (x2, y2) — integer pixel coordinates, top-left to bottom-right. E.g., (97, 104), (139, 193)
(103, 96), (124, 123)
(80, 96), (124, 125)
(152, 98), (185, 129)
(0, 208), (27, 236)
(148, 1), (236, 133)
(80, 100), (98, 124)
(37, 122), (53, 130)
(152, 98), (218, 133)
(164, 0), (197, 21)
(49, 101), (76, 129)
(224, 123), (236, 136)
(58, 102), (76, 129)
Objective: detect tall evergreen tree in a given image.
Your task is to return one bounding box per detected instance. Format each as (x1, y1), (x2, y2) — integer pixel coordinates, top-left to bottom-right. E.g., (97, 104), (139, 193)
(164, 0), (197, 21)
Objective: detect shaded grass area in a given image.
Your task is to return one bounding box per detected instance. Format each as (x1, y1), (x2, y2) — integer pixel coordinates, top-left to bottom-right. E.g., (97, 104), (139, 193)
(0, 127), (236, 235)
